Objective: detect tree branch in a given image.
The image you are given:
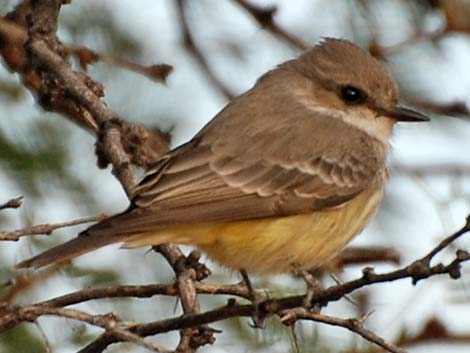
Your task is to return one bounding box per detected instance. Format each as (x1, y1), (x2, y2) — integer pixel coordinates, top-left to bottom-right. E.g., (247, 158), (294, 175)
(0, 305), (171, 353)
(154, 245), (214, 352)
(0, 196), (23, 211)
(280, 309), (407, 353)
(0, 213), (108, 241)
(176, 0), (235, 100)
(42, 215), (470, 352)
(233, 0), (308, 50)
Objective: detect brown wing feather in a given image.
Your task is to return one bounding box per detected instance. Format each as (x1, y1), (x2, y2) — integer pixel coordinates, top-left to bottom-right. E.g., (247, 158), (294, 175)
(89, 123), (384, 238)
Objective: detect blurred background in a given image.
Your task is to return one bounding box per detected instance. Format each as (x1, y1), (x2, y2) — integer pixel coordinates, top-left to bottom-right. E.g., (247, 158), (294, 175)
(0, 0), (469, 352)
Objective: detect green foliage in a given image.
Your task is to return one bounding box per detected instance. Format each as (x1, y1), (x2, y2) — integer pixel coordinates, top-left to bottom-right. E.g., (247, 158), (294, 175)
(0, 117), (93, 204)
(0, 324), (46, 353)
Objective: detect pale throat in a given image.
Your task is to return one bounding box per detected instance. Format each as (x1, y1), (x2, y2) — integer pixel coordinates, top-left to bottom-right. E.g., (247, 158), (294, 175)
(293, 90), (394, 146)
(340, 108), (394, 146)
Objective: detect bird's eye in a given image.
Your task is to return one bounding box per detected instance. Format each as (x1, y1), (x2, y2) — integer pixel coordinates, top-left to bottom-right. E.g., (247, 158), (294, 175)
(340, 85), (367, 104)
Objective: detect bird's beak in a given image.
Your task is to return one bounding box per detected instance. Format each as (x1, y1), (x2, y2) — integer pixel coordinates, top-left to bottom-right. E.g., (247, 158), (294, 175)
(383, 106), (430, 122)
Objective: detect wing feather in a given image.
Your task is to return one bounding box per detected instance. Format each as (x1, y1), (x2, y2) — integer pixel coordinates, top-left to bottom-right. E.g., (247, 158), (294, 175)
(91, 109), (387, 237)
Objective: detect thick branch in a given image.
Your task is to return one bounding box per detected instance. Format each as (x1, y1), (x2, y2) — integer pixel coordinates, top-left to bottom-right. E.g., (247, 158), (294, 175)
(27, 41), (113, 124)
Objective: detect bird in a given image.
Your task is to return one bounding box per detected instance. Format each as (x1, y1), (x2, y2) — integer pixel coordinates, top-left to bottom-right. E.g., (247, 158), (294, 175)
(16, 38), (429, 274)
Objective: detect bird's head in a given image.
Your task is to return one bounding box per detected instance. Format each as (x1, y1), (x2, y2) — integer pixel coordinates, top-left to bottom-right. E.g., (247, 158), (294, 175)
(285, 38), (429, 142)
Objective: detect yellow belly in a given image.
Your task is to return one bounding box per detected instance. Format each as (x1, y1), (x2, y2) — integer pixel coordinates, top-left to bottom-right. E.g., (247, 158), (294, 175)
(124, 188), (383, 274)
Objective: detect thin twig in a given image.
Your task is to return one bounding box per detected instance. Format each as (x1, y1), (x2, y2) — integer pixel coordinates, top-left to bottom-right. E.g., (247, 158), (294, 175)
(0, 306), (170, 353)
(0, 213), (108, 241)
(280, 309), (407, 353)
(0, 18), (173, 85)
(0, 196), (23, 211)
(378, 31), (444, 57)
(233, 0), (308, 50)
(176, 0), (235, 100)
(422, 214), (470, 263)
(369, 30), (470, 118)
(2, 265), (61, 304)
(34, 321), (52, 353)
(65, 45), (174, 83)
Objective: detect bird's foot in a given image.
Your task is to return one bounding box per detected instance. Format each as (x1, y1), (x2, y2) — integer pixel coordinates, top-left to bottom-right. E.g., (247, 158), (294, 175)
(293, 268), (323, 312)
(240, 269), (269, 328)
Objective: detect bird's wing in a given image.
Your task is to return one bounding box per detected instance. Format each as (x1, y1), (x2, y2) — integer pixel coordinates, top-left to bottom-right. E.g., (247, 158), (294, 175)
(88, 111), (386, 236)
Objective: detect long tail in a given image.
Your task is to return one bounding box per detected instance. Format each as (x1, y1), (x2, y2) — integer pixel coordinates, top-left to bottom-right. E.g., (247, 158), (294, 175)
(15, 215), (129, 269)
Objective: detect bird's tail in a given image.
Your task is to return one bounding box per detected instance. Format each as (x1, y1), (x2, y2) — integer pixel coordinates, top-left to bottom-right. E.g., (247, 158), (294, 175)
(15, 214), (129, 270)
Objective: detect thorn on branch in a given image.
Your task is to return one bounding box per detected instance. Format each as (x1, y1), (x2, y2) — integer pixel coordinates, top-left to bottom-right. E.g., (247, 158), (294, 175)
(361, 266), (376, 280)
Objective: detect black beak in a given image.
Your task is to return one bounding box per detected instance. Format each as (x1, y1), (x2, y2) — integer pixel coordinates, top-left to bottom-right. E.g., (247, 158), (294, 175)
(383, 106), (430, 122)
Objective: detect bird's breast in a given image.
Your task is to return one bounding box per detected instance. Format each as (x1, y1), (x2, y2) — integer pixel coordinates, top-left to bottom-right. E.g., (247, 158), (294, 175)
(197, 186), (385, 274)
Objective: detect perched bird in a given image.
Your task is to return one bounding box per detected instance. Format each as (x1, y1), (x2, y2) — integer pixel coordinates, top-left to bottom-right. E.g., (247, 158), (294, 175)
(16, 38), (429, 273)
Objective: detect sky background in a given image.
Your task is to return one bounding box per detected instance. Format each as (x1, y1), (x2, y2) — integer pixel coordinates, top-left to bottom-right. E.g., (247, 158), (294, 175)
(1, 1), (470, 352)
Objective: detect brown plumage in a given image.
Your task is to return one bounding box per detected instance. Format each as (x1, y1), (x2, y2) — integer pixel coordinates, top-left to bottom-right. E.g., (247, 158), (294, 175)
(16, 39), (429, 272)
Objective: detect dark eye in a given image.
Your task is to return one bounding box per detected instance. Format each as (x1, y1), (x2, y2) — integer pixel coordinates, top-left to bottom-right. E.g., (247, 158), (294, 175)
(340, 85), (367, 104)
